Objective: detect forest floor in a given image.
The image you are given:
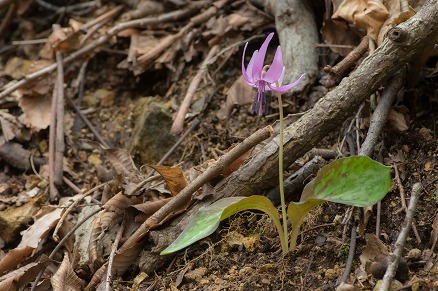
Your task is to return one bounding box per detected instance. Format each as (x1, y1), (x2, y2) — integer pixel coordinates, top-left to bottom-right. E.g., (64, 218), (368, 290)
(0, 1), (437, 290)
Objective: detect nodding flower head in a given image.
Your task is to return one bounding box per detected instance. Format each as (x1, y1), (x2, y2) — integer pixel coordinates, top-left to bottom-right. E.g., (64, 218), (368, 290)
(242, 32), (305, 115)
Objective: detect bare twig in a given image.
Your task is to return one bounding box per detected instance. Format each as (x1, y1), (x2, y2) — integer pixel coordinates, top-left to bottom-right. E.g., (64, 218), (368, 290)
(119, 125), (274, 252)
(49, 72), (59, 200)
(359, 69), (406, 156)
(0, 3), (15, 36)
(35, 0), (97, 14)
(171, 45), (220, 134)
(393, 163), (422, 243)
(324, 36), (370, 88)
(379, 183), (422, 291)
(54, 49), (65, 187)
(338, 225), (357, 284)
(105, 220), (125, 290)
(65, 94), (110, 148)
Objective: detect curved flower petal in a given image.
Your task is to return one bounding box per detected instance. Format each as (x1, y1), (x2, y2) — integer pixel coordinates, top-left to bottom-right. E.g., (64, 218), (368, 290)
(251, 32), (274, 81)
(263, 46), (284, 83)
(268, 74), (306, 93)
(242, 43), (257, 86)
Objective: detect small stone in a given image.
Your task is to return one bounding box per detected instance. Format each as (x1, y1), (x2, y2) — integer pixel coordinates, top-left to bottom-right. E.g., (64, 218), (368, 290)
(405, 248), (421, 261)
(261, 278), (270, 284)
(373, 279), (403, 291)
(87, 153), (102, 165)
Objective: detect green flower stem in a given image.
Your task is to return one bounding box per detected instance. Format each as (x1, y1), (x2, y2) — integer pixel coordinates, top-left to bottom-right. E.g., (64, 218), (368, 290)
(276, 87), (288, 253)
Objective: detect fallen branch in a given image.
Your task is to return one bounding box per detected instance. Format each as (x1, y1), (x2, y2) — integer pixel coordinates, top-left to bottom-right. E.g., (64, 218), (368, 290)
(379, 183), (422, 291)
(170, 45), (220, 134)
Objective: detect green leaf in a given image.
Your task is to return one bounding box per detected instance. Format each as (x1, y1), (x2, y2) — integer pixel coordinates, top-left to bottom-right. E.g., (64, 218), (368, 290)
(288, 156), (391, 250)
(288, 198), (324, 250)
(300, 156), (391, 206)
(161, 195), (284, 255)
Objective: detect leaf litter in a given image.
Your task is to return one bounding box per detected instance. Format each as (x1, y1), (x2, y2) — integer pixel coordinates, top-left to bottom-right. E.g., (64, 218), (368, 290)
(0, 0), (437, 290)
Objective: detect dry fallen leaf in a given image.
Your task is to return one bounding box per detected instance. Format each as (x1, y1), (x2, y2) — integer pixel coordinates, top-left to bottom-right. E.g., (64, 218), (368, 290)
(217, 76), (254, 119)
(388, 107), (409, 131)
(149, 165), (187, 196)
(0, 208), (63, 274)
(51, 251), (82, 291)
(332, 0), (389, 42)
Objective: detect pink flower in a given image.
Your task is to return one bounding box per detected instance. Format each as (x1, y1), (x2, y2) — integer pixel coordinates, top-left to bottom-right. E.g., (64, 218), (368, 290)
(242, 32), (305, 115)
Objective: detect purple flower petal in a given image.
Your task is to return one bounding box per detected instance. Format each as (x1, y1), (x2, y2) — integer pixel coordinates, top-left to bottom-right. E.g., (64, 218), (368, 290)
(263, 46), (284, 83)
(251, 32), (274, 81)
(242, 43), (257, 86)
(269, 74), (306, 93)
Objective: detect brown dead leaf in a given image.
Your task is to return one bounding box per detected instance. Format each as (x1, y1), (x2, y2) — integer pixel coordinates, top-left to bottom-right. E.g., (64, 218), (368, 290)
(51, 251), (82, 291)
(431, 213), (438, 252)
(3, 57), (32, 79)
(132, 198), (171, 223)
(0, 208), (63, 274)
(332, 0), (389, 42)
(378, 0), (416, 44)
(87, 141), (142, 183)
(149, 165), (187, 196)
(388, 107), (409, 131)
(219, 145), (254, 177)
(359, 233), (389, 276)
(321, 18), (361, 57)
(217, 76), (254, 119)
(0, 255), (53, 290)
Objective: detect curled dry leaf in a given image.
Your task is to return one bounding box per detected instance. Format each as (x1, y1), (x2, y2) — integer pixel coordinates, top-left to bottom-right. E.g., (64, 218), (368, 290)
(88, 141), (142, 183)
(217, 75), (254, 119)
(51, 251), (82, 291)
(378, 0), (416, 44)
(332, 0), (389, 42)
(149, 165), (187, 196)
(0, 255), (53, 290)
(132, 198), (171, 223)
(388, 107), (409, 132)
(0, 208), (63, 274)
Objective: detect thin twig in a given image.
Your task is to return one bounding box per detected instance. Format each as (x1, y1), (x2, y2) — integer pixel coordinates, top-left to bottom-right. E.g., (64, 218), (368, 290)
(49, 71), (59, 200)
(65, 94), (110, 148)
(324, 36), (370, 88)
(360, 69), (406, 156)
(105, 219), (125, 290)
(379, 183), (422, 291)
(338, 225), (357, 284)
(53, 182), (108, 241)
(54, 47), (65, 187)
(170, 45), (220, 134)
(119, 125), (274, 252)
(393, 163), (422, 243)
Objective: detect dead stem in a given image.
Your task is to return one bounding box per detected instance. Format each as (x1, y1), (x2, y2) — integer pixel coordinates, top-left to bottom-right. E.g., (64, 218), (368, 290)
(379, 183), (422, 291)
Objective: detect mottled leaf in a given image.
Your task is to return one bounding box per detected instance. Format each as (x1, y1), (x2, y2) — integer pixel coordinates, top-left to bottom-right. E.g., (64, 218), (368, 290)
(300, 156), (391, 206)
